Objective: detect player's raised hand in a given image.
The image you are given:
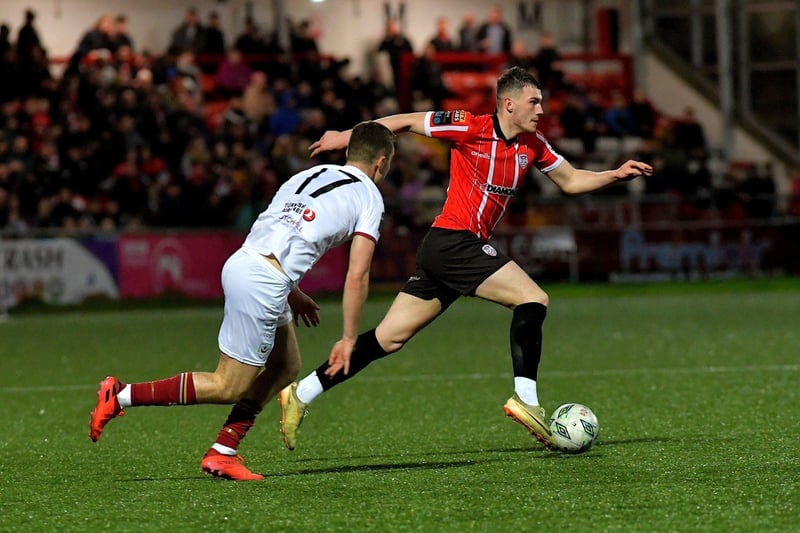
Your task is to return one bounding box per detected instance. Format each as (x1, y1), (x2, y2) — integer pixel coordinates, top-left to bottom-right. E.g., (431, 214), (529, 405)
(614, 160), (653, 181)
(288, 288), (321, 327)
(309, 130), (351, 158)
(325, 337), (356, 376)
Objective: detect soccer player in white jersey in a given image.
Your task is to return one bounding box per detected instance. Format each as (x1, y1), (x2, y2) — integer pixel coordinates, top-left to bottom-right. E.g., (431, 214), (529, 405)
(89, 121), (396, 480)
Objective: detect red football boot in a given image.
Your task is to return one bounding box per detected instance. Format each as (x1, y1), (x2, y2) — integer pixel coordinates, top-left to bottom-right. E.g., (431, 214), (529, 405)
(89, 376), (126, 442)
(201, 449), (264, 481)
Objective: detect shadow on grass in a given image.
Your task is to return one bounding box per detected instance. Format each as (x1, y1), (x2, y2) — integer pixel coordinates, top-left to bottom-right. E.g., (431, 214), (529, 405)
(291, 445), (545, 464)
(120, 441), (673, 482)
(119, 458), (501, 482)
(268, 458), (502, 478)
(597, 436), (672, 446)
(119, 450), (542, 482)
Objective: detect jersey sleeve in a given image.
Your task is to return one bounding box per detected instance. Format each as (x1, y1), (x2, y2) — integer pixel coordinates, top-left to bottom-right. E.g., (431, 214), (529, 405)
(532, 131), (565, 173)
(422, 110), (472, 142)
(353, 192), (384, 243)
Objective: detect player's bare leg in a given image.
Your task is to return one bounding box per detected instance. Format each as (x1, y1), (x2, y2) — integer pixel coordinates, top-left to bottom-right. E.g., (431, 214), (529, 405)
(90, 356), (261, 442)
(476, 261), (555, 449)
(282, 293), (444, 449)
(205, 324), (301, 480)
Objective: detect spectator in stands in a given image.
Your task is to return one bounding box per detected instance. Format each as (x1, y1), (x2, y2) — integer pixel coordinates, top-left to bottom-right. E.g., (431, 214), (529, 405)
(113, 14), (134, 52)
(216, 49), (253, 98)
(429, 17), (456, 52)
(672, 106), (707, 157)
(174, 51), (202, 85)
(0, 23), (11, 60)
(560, 90), (605, 155)
(43, 186), (81, 228)
(583, 91), (609, 147)
(504, 40), (534, 73)
(411, 43), (453, 109)
(714, 167), (746, 219)
(317, 87), (348, 132)
(604, 90), (632, 137)
(378, 18), (414, 90)
(458, 12), (481, 52)
(532, 31), (565, 93)
(290, 18), (322, 85)
(68, 14), (116, 74)
(16, 8), (42, 64)
(269, 89), (302, 137)
(18, 44), (53, 98)
(169, 7), (205, 54)
(670, 150), (713, 216)
(290, 19), (319, 56)
(106, 147), (149, 227)
(204, 11), (226, 56)
(738, 162), (777, 219)
(241, 71), (275, 126)
(477, 5), (512, 55)
(139, 143), (169, 186)
(234, 17), (267, 56)
(627, 88), (657, 139)
(0, 26), (16, 103)
(234, 16), (272, 74)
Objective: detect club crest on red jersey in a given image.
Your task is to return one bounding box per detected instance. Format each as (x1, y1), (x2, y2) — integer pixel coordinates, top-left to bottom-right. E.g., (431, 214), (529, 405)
(518, 153), (529, 169)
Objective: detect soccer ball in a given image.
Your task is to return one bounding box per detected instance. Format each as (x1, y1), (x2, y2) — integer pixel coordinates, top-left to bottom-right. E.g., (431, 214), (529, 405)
(548, 403), (599, 454)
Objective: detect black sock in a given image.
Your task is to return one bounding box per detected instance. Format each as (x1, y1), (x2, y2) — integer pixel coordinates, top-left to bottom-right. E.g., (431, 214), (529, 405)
(315, 328), (389, 390)
(510, 302), (547, 380)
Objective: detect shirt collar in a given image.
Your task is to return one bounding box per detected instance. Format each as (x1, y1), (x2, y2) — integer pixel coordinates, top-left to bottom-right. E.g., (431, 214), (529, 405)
(492, 113), (516, 146)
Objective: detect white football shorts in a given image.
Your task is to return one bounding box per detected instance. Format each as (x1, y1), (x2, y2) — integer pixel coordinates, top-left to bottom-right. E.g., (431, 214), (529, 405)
(217, 246), (293, 366)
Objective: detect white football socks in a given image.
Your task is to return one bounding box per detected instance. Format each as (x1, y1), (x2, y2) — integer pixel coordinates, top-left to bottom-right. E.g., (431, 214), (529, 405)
(295, 372), (324, 404)
(514, 377), (539, 406)
(211, 443), (237, 456)
(117, 385), (132, 408)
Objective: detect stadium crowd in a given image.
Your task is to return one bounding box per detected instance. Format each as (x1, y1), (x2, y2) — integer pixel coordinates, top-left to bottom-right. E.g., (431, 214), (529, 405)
(0, 6), (792, 236)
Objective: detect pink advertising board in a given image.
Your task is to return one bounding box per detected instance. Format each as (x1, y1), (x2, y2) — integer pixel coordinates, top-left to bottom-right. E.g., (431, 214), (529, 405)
(117, 233), (346, 299)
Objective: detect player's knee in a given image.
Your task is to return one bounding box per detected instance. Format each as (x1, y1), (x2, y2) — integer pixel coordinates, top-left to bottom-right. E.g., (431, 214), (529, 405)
(518, 289), (548, 308)
(536, 290), (549, 307)
(211, 374), (250, 403)
(381, 339), (405, 354)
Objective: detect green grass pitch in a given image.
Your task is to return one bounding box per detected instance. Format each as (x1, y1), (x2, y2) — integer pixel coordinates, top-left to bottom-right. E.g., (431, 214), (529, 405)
(1, 279), (798, 532)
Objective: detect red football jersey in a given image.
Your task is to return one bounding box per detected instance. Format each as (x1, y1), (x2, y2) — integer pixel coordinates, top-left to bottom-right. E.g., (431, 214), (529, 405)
(423, 110), (563, 239)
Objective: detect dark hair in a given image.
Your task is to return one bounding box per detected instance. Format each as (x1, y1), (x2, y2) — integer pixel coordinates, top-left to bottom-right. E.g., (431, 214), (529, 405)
(496, 66), (541, 100)
(347, 121), (396, 165)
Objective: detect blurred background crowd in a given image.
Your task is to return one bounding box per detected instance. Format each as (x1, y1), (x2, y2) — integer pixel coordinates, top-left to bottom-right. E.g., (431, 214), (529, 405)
(0, 5), (797, 237)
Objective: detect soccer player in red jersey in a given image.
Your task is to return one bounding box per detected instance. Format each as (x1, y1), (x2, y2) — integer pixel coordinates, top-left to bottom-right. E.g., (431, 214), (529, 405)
(280, 66), (652, 450)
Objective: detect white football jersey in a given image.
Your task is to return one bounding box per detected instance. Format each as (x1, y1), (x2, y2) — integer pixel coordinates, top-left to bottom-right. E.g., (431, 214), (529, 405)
(243, 164), (384, 284)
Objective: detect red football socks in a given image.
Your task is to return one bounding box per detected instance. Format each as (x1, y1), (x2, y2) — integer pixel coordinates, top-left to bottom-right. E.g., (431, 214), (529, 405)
(213, 399), (262, 450)
(130, 372), (197, 406)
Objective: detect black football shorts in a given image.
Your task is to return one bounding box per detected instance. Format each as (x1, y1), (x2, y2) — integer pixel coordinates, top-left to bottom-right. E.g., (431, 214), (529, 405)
(400, 227), (512, 308)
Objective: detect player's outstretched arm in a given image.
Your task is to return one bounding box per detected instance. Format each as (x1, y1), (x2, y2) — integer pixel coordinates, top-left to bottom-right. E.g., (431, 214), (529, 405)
(547, 159), (653, 195)
(326, 234), (376, 376)
(309, 130), (351, 157)
(309, 113), (429, 158)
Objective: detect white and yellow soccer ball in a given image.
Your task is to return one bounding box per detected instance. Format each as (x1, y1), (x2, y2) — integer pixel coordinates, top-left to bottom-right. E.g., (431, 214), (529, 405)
(549, 403), (599, 454)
